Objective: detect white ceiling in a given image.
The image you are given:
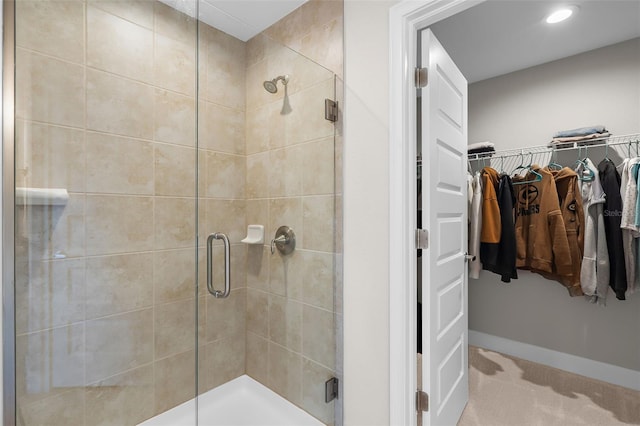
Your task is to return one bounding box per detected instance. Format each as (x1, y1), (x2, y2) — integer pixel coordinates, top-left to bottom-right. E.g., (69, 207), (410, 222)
(160, 0), (639, 79)
(430, 0), (640, 83)
(160, 0), (309, 41)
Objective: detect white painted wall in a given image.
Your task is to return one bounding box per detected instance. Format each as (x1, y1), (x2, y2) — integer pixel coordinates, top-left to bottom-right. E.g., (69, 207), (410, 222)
(468, 38), (640, 371)
(343, 0), (398, 424)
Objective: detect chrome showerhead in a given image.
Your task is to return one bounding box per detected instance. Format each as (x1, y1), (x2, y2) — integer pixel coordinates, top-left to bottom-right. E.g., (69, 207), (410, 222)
(263, 75), (289, 94)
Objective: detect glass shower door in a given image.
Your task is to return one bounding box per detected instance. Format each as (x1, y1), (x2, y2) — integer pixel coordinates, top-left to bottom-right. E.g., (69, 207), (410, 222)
(13, 0), (200, 424)
(195, 5), (340, 423)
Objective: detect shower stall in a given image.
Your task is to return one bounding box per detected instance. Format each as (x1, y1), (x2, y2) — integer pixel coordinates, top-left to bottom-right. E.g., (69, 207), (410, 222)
(3, 0), (343, 424)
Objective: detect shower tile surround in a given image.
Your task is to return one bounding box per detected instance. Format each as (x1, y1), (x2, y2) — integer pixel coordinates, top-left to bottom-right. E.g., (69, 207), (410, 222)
(14, 0), (342, 425)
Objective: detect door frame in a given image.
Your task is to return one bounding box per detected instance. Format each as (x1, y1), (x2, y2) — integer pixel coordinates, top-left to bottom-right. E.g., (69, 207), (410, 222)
(388, 1), (482, 424)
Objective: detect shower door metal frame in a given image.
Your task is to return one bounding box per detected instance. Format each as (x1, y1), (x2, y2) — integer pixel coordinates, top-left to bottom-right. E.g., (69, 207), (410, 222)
(2, 0), (17, 424)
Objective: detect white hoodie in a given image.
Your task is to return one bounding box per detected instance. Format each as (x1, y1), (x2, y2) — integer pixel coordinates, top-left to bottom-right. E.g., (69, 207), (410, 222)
(469, 172), (483, 279)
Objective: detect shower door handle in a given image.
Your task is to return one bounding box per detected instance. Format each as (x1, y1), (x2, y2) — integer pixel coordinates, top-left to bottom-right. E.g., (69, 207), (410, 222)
(207, 232), (231, 299)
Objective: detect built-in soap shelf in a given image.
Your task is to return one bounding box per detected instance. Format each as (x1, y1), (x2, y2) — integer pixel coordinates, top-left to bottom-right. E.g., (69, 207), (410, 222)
(16, 187), (69, 206)
(241, 224), (264, 244)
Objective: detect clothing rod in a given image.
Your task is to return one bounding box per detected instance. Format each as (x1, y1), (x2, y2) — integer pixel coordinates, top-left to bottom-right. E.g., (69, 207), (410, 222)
(467, 132), (640, 161)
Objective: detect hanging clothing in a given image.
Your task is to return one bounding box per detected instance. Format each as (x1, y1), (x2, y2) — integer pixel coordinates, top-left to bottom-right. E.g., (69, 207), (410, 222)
(478, 169), (517, 282)
(597, 159), (627, 300)
(620, 158), (640, 235)
(578, 158), (610, 305)
(490, 174), (518, 282)
(618, 157), (640, 297)
(514, 166), (573, 278)
(468, 173), (473, 219)
(469, 172), (483, 279)
(546, 167), (585, 296)
(480, 167), (501, 267)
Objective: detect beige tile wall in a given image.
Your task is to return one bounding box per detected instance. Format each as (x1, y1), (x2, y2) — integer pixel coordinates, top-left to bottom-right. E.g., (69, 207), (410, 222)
(15, 1), (246, 424)
(14, 0), (341, 424)
(264, 0), (343, 78)
(244, 1), (342, 423)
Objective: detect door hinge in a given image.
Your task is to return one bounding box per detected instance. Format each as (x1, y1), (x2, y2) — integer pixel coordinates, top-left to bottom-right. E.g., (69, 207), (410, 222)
(324, 99), (338, 122)
(325, 377), (339, 403)
(415, 229), (429, 250)
(416, 390), (429, 412)
(415, 67), (428, 88)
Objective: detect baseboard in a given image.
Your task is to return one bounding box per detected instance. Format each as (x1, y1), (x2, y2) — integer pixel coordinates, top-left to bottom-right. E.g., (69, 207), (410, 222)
(469, 330), (640, 391)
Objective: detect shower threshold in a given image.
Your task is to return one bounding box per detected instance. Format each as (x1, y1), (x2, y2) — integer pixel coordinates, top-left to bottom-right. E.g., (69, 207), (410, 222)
(138, 375), (325, 426)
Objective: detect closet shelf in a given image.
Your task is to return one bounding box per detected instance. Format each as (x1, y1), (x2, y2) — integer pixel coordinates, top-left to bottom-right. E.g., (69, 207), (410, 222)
(467, 132), (640, 162)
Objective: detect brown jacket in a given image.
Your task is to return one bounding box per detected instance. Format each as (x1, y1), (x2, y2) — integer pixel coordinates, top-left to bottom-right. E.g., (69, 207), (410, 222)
(545, 167), (585, 296)
(513, 166), (573, 277)
(480, 167), (500, 266)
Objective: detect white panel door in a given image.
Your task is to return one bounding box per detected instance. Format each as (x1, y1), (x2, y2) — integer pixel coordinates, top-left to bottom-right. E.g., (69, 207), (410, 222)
(420, 28), (468, 426)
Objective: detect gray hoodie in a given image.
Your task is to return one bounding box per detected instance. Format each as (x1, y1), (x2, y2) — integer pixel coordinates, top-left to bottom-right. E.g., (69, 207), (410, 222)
(578, 158), (609, 305)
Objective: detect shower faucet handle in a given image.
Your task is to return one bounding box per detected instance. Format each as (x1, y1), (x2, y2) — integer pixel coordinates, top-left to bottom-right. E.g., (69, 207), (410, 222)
(271, 226), (296, 255)
(270, 235), (287, 254)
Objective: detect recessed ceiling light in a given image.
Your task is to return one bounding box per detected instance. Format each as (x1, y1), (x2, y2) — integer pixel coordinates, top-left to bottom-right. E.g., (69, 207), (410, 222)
(546, 6), (578, 24)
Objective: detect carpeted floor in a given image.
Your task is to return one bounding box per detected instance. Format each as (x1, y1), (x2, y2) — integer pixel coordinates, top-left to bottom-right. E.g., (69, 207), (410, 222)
(458, 346), (640, 425)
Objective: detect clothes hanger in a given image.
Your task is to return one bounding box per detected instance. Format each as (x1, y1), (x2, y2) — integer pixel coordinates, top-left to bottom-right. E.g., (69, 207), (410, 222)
(624, 140), (640, 159)
(601, 142), (619, 166)
(574, 146), (595, 181)
(603, 142), (619, 165)
(512, 167), (542, 185)
(511, 152), (526, 176)
(602, 142), (611, 163)
(547, 148), (563, 170)
(512, 152), (543, 185)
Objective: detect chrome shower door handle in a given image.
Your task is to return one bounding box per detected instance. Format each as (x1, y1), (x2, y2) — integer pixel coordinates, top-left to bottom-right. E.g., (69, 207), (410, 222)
(206, 232), (231, 299)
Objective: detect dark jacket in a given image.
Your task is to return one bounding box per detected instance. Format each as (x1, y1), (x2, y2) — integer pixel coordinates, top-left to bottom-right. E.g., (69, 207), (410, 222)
(484, 174), (518, 282)
(598, 159), (627, 300)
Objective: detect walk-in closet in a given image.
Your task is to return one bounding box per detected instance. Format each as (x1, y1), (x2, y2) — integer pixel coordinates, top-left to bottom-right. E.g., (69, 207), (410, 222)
(423, 1), (640, 423)
(462, 35), (640, 375)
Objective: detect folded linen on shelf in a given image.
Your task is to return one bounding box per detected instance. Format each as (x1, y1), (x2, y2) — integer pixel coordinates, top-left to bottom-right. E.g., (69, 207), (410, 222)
(553, 125), (607, 138)
(548, 132), (611, 146)
(469, 147), (496, 156)
(468, 141), (495, 152)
